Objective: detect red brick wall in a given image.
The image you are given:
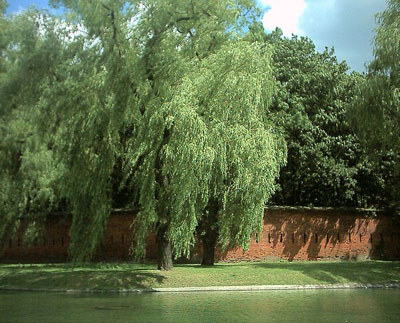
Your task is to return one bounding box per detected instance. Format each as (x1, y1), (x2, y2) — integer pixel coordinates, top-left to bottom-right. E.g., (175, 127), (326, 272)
(217, 208), (400, 262)
(2, 216), (72, 263)
(1, 207), (399, 263)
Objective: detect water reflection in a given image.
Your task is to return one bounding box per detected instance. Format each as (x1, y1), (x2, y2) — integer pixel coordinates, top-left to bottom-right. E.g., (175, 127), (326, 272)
(0, 289), (399, 322)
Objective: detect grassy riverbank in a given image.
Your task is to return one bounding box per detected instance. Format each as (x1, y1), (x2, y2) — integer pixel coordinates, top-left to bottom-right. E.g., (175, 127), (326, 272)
(0, 261), (399, 291)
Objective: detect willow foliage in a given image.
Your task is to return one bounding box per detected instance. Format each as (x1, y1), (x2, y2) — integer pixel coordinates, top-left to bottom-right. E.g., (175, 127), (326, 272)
(1, 0), (286, 263)
(47, 0), (285, 261)
(128, 41), (286, 258)
(348, 0), (400, 207)
(0, 9), (65, 251)
(350, 0), (400, 154)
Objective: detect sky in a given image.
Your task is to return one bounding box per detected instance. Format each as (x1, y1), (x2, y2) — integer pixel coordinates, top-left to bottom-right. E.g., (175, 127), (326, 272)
(6, 0), (388, 72)
(259, 0), (387, 72)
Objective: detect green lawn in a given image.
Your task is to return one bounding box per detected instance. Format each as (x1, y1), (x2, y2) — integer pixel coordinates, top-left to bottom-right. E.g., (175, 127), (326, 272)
(0, 261), (399, 291)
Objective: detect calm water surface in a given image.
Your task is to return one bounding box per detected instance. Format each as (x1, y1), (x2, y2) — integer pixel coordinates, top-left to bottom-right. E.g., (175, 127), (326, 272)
(0, 289), (399, 322)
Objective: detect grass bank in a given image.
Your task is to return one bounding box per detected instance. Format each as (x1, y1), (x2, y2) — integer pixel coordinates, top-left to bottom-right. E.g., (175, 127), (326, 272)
(0, 261), (399, 291)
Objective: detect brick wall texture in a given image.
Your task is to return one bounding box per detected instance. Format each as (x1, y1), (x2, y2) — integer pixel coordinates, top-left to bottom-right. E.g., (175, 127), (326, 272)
(2, 207), (400, 263)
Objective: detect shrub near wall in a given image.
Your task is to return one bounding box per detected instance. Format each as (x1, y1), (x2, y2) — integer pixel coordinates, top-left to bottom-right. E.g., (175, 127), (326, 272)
(1, 207), (400, 263)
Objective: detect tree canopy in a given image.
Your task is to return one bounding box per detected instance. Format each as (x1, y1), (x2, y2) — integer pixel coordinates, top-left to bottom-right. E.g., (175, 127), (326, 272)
(260, 29), (393, 208)
(0, 0), (286, 269)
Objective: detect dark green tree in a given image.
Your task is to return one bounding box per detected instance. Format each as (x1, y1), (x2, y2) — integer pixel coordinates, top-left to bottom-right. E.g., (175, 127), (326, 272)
(264, 29), (388, 208)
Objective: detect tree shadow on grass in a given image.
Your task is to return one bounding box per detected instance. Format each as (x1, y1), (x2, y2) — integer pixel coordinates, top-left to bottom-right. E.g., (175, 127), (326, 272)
(0, 266), (166, 290)
(174, 264), (230, 269)
(251, 261), (400, 284)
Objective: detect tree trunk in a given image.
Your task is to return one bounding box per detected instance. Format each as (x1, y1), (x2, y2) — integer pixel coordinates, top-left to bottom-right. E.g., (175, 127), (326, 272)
(201, 228), (218, 266)
(153, 127), (173, 271)
(200, 200), (219, 266)
(156, 225), (173, 270)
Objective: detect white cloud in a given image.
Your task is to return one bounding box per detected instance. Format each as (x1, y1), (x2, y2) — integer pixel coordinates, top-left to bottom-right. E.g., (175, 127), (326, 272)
(259, 0), (307, 36)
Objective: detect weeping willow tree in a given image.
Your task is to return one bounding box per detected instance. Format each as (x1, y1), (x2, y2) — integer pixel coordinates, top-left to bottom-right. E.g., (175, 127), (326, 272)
(127, 41), (286, 268)
(0, 8), (66, 252)
(39, 0), (139, 262)
(1, 0), (285, 269)
(349, 0), (400, 208)
(42, 0), (286, 269)
(115, 0), (286, 269)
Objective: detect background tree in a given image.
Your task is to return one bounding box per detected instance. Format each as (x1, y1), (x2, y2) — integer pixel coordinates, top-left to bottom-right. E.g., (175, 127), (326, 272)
(349, 0), (400, 208)
(0, 9), (66, 252)
(263, 29), (391, 208)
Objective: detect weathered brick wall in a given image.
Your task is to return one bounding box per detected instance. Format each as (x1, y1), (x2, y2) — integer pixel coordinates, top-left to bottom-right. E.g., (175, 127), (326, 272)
(1, 207), (399, 263)
(216, 207), (400, 262)
(2, 216), (72, 263)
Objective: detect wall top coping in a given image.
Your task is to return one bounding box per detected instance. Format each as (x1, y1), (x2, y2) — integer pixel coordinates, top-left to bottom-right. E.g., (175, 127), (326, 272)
(47, 206), (398, 218)
(265, 206), (381, 213)
(265, 206), (400, 217)
(111, 206), (395, 213)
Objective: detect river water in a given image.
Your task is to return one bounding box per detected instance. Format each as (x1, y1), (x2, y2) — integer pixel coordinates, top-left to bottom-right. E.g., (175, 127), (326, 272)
(0, 289), (399, 322)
